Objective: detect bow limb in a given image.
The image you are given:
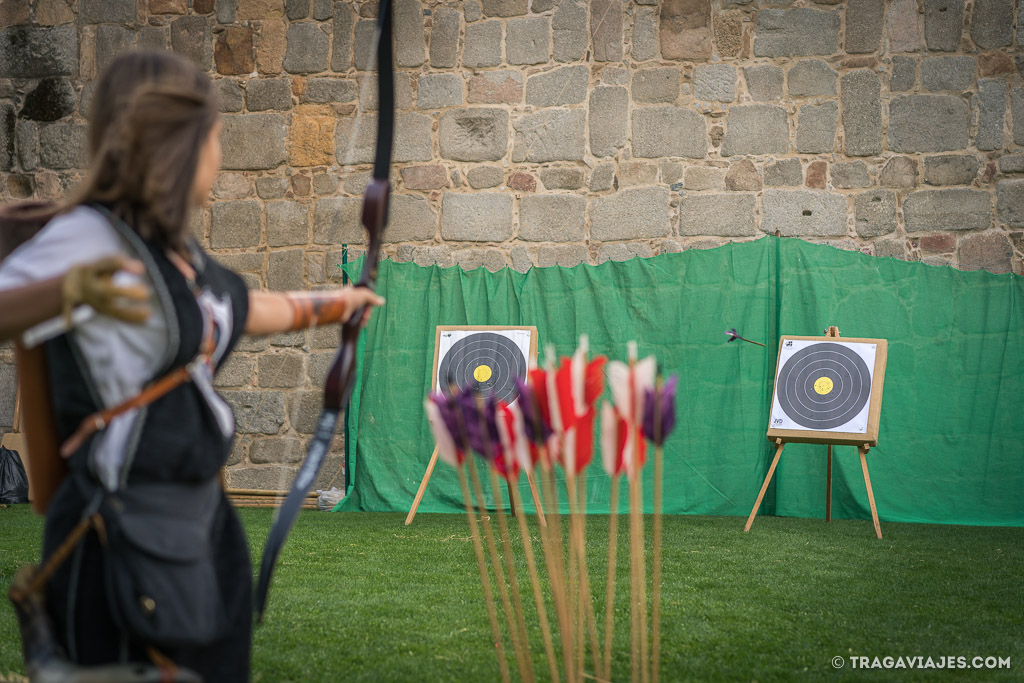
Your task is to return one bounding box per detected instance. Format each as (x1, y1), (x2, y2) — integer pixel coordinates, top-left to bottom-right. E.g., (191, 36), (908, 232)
(254, 0), (394, 622)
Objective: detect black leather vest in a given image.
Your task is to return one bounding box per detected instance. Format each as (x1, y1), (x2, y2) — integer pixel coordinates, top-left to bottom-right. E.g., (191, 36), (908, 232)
(45, 209), (248, 485)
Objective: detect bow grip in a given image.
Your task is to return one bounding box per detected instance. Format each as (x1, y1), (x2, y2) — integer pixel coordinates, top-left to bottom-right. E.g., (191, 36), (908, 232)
(362, 179), (391, 231)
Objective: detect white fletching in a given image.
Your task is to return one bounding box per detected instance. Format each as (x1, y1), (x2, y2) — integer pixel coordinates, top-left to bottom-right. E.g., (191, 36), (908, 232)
(606, 343), (656, 479)
(570, 334), (588, 418)
(634, 355), (657, 423)
(601, 401), (619, 475)
(507, 401), (533, 472)
(424, 399), (459, 468)
(563, 428), (576, 473)
(607, 360), (630, 420)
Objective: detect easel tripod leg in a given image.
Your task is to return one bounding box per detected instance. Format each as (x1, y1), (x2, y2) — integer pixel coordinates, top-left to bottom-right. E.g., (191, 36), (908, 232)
(405, 445), (440, 526)
(825, 445), (833, 522)
(525, 470), (547, 527)
(744, 442), (785, 532)
(506, 478), (517, 517)
(858, 446), (882, 539)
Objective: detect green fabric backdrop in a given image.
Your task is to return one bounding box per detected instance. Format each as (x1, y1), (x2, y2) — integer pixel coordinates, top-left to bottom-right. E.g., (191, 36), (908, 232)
(336, 237), (1024, 527)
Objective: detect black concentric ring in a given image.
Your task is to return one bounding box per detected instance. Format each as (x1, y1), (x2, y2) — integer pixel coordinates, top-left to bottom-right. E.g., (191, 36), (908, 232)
(776, 343), (871, 430)
(438, 332), (527, 404)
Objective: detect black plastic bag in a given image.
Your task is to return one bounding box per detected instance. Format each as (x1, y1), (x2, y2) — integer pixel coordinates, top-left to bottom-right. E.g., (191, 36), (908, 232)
(0, 446), (29, 504)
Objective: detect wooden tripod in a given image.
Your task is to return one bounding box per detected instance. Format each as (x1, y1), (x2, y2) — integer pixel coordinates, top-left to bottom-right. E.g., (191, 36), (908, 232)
(743, 438), (882, 538)
(408, 325), (544, 526)
(746, 327), (887, 538)
(405, 445), (547, 526)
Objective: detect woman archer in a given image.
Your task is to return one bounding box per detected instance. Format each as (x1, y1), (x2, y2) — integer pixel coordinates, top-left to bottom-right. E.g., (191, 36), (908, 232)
(0, 51), (383, 681)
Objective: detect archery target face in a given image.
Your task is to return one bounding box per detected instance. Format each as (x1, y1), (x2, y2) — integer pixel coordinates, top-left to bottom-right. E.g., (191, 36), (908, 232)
(769, 340), (876, 433)
(436, 330), (531, 405)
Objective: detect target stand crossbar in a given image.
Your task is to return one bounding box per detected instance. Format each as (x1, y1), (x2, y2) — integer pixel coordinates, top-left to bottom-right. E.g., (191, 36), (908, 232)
(406, 325), (545, 526)
(744, 327), (888, 539)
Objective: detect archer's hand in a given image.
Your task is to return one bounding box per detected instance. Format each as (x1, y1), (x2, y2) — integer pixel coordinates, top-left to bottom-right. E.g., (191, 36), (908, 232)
(345, 286), (386, 327)
(63, 255), (152, 325)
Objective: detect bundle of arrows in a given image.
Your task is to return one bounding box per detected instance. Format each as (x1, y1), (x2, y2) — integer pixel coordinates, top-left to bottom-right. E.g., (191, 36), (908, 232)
(425, 336), (678, 683)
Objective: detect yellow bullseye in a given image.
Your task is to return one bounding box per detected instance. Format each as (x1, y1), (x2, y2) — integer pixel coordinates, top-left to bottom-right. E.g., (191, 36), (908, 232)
(473, 364), (493, 382)
(813, 376), (834, 395)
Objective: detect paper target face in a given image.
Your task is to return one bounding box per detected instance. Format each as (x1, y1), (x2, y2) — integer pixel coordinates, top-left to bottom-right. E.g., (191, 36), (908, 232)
(436, 330), (530, 404)
(769, 340), (877, 433)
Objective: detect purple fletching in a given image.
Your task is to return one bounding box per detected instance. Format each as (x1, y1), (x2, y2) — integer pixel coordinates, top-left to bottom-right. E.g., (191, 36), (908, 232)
(481, 394), (503, 460)
(642, 375), (678, 446)
(430, 392), (471, 454)
(456, 389), (503, 461)
(725, 328), (740, 343)
(515, 377), (552, 445)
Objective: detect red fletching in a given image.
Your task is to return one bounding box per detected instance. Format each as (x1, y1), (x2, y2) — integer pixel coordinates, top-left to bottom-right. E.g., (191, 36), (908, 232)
(615, 414), (628, 474)
(570, 407), (596, 474)
(495, 401), (524, 480)
(556, 341), (607, 475)
(634, 425), (648, 470)
(584, 356), (607, 405)
(493, 446), (519, 481)
(525, 367), (557, 469)
(569, 355), (606, 475)
(554, 358), (577, 431)
(529, 367), (552, 427)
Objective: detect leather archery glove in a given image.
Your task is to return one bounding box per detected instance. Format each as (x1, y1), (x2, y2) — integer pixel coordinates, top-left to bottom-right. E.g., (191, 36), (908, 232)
(62, 255), (152, 326)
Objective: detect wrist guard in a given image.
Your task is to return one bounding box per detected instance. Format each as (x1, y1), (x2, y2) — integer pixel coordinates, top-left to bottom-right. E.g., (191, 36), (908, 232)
(284, 291), (350, 331)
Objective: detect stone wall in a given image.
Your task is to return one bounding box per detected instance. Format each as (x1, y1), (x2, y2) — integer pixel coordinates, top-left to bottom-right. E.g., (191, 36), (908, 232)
(1, 0), (1023, 487)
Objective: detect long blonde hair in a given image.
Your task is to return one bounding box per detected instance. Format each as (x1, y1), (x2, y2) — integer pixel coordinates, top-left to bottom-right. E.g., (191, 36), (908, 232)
(70, 51), (219, 252)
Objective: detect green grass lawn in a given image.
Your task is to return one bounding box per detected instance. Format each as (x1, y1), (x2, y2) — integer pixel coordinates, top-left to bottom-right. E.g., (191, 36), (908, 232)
(1, 504), (1021, 681)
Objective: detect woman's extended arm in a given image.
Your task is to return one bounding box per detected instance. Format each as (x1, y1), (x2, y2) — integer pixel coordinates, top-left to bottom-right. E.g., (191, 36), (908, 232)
(245, 287), (385, 336)
(0, 276), (64, 342)
(0, 256), (151, 344)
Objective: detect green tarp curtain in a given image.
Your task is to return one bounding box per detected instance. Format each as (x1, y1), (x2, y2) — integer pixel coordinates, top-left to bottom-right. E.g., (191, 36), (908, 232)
(337, 237), (1024, 527)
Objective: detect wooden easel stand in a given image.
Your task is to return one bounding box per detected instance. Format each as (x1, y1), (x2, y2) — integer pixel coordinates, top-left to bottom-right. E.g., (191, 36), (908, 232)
(747, 327), (885, 539)
(744, 440), (882, 539)
(405, 445), (546, 526)
(409, 325), (544, 526)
